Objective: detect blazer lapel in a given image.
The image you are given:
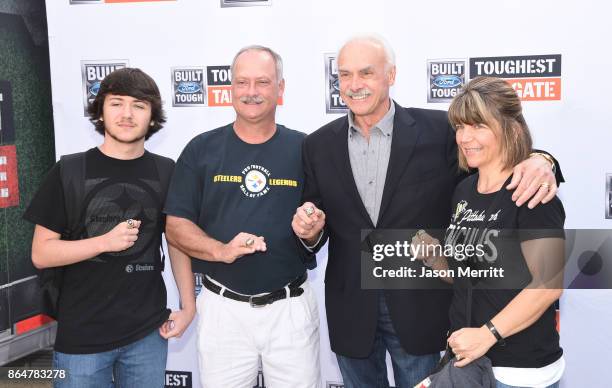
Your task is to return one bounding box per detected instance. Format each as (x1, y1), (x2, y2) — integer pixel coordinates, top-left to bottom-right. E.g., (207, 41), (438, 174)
(377, 103), (420, 225)
(330, 117), (375, 228)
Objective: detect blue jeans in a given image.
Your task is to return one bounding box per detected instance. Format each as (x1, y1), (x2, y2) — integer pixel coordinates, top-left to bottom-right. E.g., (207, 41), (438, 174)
(336, 293), (439, 388)
(53, 329), (167, 388)
(496, 382), (559, 388)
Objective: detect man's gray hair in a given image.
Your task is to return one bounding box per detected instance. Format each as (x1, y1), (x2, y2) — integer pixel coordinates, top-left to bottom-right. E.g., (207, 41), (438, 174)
(338, 34), (396, 67)
(230, 45), (284, 82)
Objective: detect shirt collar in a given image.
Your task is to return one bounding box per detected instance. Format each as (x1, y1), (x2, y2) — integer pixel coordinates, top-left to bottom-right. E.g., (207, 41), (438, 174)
(347, 99), (395, 138)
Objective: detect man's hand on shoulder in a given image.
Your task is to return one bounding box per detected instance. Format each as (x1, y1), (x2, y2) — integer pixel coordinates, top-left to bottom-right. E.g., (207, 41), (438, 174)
(507, 154), (557, 209)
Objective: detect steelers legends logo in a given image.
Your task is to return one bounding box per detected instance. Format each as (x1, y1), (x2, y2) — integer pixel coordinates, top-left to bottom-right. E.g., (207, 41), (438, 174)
(240, 164), (270, 198)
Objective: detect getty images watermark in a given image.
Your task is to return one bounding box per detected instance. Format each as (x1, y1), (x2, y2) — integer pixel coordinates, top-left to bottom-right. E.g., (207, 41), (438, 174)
(361, 229), (612, 290)
(371, 238), (504, 280)
(366, 230), (505, 279)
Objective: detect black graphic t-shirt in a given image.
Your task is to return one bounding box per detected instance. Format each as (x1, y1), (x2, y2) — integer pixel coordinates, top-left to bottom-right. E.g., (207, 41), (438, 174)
(444, 173), (565, 368)
(24, 148), (171, 354)
(164, 124), (306, 294)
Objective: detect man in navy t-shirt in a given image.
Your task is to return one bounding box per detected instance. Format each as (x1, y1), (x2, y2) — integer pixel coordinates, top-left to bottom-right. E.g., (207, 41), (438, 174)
(164, 46), (320, 388)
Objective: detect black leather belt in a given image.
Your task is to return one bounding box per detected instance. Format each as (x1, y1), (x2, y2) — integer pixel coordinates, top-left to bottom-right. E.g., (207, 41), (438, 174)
(202, 273), (307, 308)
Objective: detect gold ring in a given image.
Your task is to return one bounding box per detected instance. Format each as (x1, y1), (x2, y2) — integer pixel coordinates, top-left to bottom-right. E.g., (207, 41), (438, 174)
(127, 219), (135, 229)
(245, 238), (254, 247)
(456, 354), (463, 361)
(540, 182), (550, 188)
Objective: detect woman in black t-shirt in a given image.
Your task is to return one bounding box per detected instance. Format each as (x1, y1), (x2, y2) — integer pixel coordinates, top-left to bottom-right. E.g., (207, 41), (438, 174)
(419, 77), (565, 388)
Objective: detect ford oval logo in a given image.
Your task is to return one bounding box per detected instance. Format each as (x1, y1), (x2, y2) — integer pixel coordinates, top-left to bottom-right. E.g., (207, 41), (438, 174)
(433, 75), (462, 88)
(332, 77), (340, 92)
(89, 81), (100, 96)
(177, 82), (201, 94)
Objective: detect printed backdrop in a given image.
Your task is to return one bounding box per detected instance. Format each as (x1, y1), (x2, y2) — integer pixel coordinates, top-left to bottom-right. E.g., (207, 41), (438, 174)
(45, 1), (612, 387)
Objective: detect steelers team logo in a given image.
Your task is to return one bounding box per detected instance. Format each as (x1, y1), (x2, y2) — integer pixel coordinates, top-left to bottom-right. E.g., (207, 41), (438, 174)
(240, 164), (271, 198)
(245, 170), (267, 193)
(81, 177), (161, 263)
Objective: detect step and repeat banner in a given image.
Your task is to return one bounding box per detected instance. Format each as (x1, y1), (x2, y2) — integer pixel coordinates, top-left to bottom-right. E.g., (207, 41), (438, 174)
(45, 0), (611, 387)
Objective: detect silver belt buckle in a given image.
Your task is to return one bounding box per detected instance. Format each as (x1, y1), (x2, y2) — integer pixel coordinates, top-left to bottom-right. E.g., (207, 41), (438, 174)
(249, 295), (266, 308)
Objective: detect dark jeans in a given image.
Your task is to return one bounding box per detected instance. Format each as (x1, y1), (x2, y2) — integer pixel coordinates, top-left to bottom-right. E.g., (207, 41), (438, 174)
(336, 293), (439, 388)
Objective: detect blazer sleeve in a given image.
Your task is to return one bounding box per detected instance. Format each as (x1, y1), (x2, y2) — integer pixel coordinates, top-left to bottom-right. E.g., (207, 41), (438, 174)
(295, 135), (329, 259)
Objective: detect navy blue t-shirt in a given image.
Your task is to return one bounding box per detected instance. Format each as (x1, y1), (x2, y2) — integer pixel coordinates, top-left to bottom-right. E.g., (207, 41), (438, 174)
(164, 124), (306, 294)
